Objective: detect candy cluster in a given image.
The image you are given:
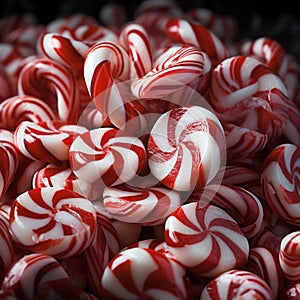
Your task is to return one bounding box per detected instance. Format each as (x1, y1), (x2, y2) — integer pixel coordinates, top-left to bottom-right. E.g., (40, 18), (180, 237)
(0, 0), (300, 299)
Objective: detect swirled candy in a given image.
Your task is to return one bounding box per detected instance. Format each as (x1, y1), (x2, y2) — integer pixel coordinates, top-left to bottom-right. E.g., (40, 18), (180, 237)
(147, 105), (226, 191)
(9, 187), (97, 259)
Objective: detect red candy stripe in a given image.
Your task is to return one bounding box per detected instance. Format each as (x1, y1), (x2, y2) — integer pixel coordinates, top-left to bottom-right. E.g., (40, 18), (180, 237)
(9, 187), (97, 259)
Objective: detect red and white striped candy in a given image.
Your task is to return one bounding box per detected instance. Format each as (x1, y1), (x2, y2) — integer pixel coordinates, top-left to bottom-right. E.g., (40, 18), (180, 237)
(279, 231), (300, 282)
(213, 165), (263, 199)
(0, 218), (14, 284)
(69, 127), (147, 186)
(189, 184), (264, 239)
(15, 120), (88, 164)
(33, 163), (103, 201)
(46, 13), (98, 33)
(103, 183), (182, 225)
(101, 247), (188, 299)
(240, 37), (288, 78)
(165, 202), (249, 277)
(246, 246), (284, 298)
(0, 253), (91, 299)
(200, 269), (274, 300)
(119, 23), (153, 79)
(17, 57), (80, 123)
(261, 143), (300, 225)
(84, 41), (130, 118)
(61, 24), (118, 46)
(165, 18), (229, 66)
(208, 55), (291, 141)
(147, 105), (226, 191)
(131, 45), (212, 99)
(38, 32), (90, 71)
(9, 187), (97, 259)
(0, 95), (56, 130)
(0, 130), (20, 199)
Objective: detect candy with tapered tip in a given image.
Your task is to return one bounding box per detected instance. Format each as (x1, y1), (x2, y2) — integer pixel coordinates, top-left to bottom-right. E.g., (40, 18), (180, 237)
(101, 247), (188, 299)
(261, 143), (300, 225)
(200, 269), (274, 299)
(17, 57), (80, 122)
(279, 231), (300, 282)
(9, 187), (97, 259)
(103, 183), (182, 225)
(0, 95), (56, 130)
(165, 202), (249, 277)
(14, 120), (88, 164)
(69, 127), (147, 186)
(147, 105), (226, 191)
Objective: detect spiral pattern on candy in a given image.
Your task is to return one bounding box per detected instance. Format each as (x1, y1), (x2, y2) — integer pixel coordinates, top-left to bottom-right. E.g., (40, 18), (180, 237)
(0, 253), (91, 299)
(208, 55), (290, 140)
(103, 183), (182, 225)
(38, 32), (90, 71)
(147, 105), (226, 191)
(131, 45), (212, 99)
(200, 269), (274, 300)
(101, 247), (188, 299)
(165, 18), (229, 66)
(165, 202), (249, 277)
(261, 143), (300, 225)
(279, 231), (300, 282)
(15, 120), (88, 164)
(17, 57), (80, 122)
(190, 184), (264, 238)
(9, 187), (97, 259)
(69, 127), (147, 187)
(0, 95), (56, 130)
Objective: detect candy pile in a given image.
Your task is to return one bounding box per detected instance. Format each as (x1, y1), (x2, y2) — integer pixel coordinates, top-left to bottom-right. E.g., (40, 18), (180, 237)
(0, 0), (300, 299)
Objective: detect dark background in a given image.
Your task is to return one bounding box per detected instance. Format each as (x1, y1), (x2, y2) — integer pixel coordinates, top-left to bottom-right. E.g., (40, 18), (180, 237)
(1, 0), (300, 62)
